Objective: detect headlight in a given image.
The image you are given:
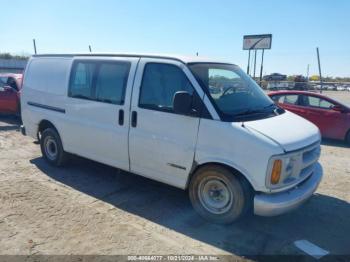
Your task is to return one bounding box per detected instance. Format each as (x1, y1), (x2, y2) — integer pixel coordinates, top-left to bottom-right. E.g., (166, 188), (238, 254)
(266, 153), (302, 189)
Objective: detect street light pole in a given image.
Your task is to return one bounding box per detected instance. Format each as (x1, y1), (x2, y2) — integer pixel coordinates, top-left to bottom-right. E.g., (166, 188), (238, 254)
(316, 47), (323, 93)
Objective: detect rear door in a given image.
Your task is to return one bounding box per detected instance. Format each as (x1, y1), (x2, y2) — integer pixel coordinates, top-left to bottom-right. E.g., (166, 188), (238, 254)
(299, 95), (345, 139)
(128, 58), (205, 188)
(64, 57), (139, 170)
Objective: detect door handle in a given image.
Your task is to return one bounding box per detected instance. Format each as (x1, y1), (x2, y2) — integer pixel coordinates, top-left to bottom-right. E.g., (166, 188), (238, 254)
(118, 109), (124, 126)
(131, 111), (137, 127)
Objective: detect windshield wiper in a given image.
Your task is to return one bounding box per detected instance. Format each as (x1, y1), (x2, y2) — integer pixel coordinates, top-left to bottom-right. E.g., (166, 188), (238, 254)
(263, 103), (276, 109)
(234, 104), (277, 117)
(234, 109), (265, 117)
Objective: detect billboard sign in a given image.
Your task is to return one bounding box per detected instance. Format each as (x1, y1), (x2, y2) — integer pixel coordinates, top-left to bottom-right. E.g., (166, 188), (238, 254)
(243, 34), (272, 50)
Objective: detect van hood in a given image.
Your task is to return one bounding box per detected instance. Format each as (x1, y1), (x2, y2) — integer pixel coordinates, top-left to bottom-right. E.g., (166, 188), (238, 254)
(243, 111), (321, 152)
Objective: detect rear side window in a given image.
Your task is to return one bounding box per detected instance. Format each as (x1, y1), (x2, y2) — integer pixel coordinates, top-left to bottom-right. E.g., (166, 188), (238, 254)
(69, 60), (130, 105)
(139, 63), (194, 112)
(270, 95), (282, 103)
(284, 95), (299, 105)
(276, 94), (299, 105)
(95, 63), (130, 105)
(69, 62), (96, 99)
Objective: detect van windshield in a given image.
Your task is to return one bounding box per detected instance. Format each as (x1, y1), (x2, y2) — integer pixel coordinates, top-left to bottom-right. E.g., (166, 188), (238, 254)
(189, 63), (279, 121)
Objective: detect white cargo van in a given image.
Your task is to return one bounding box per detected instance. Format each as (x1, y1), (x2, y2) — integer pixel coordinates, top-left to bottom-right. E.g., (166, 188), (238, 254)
(21, 54), (323, 223)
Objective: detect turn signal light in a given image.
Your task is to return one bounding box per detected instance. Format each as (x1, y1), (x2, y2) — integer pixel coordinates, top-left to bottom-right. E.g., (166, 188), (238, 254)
(271, 160), (282, 185)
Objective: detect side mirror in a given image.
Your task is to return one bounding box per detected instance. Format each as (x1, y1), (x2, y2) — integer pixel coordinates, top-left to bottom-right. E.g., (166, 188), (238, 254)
(173, 91), (193, 115)
(332, 105), (345, 112)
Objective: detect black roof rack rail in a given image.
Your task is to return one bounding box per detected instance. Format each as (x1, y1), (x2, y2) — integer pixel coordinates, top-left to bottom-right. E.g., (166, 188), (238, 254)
(32, 53), (187, 64)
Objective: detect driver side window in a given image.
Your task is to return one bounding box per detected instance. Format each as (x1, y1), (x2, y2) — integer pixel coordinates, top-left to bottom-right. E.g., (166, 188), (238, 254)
(139, 63), (194, 112)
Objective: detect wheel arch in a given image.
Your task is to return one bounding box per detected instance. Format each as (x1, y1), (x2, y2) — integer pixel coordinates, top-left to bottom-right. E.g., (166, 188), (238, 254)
(186, 160), (257, 192)
(37, 119), (65, 149)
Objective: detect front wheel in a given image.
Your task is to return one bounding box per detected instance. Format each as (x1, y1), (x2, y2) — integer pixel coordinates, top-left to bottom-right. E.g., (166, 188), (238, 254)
(189, 165), (253, 224)
(40, 128), (68, 166)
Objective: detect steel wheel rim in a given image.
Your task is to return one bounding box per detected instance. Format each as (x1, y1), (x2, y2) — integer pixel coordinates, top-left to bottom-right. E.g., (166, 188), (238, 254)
(44, 137), (58, 160)
(198, 177), (233, 215)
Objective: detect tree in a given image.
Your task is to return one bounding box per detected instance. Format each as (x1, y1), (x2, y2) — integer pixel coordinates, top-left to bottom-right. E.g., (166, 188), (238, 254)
(309, 75), (320, 81)
(0, 53), (29, 60)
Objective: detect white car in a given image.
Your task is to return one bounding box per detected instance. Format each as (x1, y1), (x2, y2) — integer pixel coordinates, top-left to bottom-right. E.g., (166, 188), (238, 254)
(20, 53), (323, 224)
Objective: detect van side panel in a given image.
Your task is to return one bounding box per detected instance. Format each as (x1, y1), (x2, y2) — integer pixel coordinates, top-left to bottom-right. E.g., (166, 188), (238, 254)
(24, 57), (71, 95)
(62, 57), (139, 171)
(21, 57), (73, 140)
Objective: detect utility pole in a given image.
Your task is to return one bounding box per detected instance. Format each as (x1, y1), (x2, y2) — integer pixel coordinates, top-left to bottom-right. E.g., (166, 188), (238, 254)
(247, 50), (251, 75)
(89, 45), (92, 53)
(259, 49), (265, 86)
(253, 50), (257, 79)
(316, 47), (323, 93)
(306, 64), (310, 89)
(33, 39), (37, 54)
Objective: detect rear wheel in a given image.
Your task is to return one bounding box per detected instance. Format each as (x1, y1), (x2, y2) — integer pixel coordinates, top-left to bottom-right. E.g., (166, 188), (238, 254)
(40, 128), (68, 166)
(189, 165), (253, 224)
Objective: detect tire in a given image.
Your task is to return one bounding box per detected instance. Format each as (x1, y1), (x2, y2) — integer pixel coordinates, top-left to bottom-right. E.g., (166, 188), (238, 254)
(189, 165), (253, 224)
(346, 131), (350, 146)
(40, 128), (68, 167)
(15, 104), (22, 124)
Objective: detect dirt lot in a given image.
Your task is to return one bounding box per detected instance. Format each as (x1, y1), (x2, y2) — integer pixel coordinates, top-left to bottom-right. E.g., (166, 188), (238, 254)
(0, 91), (349, 259)
(323, 90), (350, 106)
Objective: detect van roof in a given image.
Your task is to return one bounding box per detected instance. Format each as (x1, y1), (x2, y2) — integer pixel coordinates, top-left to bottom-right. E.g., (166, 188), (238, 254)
(32, 53), (234, 65)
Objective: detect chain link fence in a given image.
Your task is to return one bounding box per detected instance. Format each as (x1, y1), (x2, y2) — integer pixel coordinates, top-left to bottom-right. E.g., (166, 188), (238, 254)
(258, 80), (350, 92)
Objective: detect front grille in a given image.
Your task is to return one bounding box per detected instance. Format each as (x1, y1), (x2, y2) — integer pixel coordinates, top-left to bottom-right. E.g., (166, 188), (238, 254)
(282, 142), (321, 186)
(302, 144), (321, 169)
(300, 143), (321, 179)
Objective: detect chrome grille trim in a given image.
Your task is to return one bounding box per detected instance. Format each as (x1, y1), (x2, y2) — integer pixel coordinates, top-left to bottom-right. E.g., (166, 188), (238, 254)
(302, 144), (321, 169)
(267, 141), (321, 193)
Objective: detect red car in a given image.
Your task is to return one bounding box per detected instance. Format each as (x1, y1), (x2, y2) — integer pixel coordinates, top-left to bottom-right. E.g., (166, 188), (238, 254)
(268, 91), (350, 144)
(0, 73), (23, 115)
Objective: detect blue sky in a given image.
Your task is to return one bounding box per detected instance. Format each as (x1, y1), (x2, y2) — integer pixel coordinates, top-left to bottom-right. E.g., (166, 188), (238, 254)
(1, 0), (349, 76)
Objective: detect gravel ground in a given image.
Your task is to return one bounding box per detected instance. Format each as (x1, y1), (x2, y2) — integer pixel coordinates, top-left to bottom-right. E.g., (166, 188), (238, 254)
(0, 91), (349, 259)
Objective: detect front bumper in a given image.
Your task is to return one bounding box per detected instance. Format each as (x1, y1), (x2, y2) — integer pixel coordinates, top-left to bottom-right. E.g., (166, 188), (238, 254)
(254, 163), (323, 216)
